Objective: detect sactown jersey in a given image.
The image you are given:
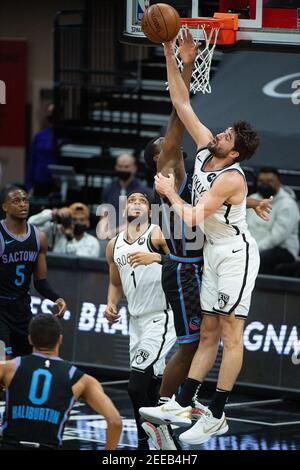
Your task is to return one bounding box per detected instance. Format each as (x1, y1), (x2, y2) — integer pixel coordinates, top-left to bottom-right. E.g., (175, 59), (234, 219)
(192, 148), (248, 240)
(113, 224), (168, 316)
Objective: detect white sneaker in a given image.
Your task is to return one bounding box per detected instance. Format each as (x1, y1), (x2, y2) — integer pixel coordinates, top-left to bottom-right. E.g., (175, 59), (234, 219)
(192, 400), (210, 420)
(141, 422), (178, 450)
(179, 407), (229, 445)
(139, 397), (192, 426)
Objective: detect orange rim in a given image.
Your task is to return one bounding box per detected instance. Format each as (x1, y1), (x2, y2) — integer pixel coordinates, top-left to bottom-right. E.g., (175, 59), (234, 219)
(179, 17), (223, 29)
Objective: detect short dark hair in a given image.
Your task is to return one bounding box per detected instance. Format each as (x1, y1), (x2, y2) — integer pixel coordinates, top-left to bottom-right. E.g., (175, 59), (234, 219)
(29, 314), (62, 349)
(258, 167), (281, 181)
(144, 137), (188, 172)
(144, 137), (160, 172)
(1, 185), (27, 204)
(127, 191), (152, 207)
(232, 121), (260, 162)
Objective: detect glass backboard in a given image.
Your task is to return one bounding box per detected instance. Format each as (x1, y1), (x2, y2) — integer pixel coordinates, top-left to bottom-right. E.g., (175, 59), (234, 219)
(124, 0), (300, 45)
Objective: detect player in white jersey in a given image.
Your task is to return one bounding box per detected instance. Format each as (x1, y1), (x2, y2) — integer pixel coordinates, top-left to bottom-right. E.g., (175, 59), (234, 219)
(105, 192), (176, 450)
(139, 30), (271, 446)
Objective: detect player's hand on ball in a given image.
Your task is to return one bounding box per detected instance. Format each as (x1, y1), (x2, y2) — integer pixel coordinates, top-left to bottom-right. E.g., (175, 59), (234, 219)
(104, 304), (120, 324)
(154, 172), (175, 197)
(55, 298), (67, 318)
(129, 252), (161, 268)
(255, 196), (273, 221)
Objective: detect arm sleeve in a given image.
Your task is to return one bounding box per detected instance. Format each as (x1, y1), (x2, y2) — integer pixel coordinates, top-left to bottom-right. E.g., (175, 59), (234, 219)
(33, 279), (61, 302)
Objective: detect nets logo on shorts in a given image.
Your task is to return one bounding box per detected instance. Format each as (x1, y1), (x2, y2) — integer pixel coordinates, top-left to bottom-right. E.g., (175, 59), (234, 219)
(134, 349), (150, 364)
(138, 237), (146, 245)
(218, 292), (230, 309)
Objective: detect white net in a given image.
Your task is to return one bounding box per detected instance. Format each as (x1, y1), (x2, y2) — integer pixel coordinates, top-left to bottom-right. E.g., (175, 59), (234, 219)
(172, 24), (220, 94)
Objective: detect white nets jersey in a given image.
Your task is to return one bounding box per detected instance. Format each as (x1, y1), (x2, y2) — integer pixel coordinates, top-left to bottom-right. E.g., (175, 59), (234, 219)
(192, 148), (248, 240)
(113, 224), (168, 316)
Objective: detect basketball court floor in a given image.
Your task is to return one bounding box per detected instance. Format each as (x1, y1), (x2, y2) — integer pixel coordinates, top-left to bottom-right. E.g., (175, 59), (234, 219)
(2, 381), (298, 451)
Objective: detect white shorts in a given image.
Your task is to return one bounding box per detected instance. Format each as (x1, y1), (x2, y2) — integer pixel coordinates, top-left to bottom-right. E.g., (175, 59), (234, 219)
(129, 309), (176, 377)
(201, 232), (260, 319)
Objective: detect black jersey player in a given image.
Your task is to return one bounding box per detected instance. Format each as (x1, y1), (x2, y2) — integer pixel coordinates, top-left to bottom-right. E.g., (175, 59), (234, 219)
(126, 34), (203, 450)
(0, 186), (67, 359)
(133, 35), (202, 397)
(0, 314), (122, 449)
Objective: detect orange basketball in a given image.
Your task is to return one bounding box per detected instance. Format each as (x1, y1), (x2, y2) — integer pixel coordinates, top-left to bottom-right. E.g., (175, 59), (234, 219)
(141, 3), (181, 44)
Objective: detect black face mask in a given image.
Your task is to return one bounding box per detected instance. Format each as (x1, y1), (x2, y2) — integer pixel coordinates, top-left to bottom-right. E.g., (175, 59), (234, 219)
(257, 184), (276, 199)
(73, 224), (86, 236)
(117, 171), (132, 182)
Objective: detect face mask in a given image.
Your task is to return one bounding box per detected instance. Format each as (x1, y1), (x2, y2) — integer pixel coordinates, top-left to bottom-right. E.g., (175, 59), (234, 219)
(117, 171), (132, 182)
(257, 184), (276, 199)
(73, 224), (86, 236)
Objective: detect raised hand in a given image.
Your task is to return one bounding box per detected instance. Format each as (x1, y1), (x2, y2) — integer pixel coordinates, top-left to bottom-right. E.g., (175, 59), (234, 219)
(178, 27), (200, 65)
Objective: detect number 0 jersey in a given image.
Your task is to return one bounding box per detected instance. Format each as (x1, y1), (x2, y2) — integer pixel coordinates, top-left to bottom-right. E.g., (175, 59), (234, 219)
(0, 220), (40, 301)
(1, 353), (84, 447)
(113, 224), (168, 316)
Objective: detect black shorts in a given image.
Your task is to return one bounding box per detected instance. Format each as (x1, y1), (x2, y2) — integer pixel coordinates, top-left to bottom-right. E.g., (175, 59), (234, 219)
(0, 296), (33, 357)
(162, 258), (202, 344)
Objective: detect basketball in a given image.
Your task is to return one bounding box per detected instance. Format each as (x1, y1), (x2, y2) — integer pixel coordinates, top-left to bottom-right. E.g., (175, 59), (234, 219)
(141, 3), (181, 44)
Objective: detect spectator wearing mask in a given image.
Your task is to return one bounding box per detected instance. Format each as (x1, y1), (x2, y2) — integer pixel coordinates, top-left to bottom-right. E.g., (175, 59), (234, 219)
(29, 202), (100, 258)
(98, 153), (152, 241)
(247, 167), (300, 274)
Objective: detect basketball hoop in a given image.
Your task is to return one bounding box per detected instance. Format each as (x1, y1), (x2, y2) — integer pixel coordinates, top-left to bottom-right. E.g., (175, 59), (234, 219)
(173, 18), (223, 95)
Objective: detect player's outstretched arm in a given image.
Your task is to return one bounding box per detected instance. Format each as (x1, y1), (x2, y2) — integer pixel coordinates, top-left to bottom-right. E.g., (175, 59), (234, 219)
(158, 29), (198, 183)
(105, 239), (123, 323)
(164, 34), (213, 149)
(33, 231), (67, 318)
(73, 375), (122, 450)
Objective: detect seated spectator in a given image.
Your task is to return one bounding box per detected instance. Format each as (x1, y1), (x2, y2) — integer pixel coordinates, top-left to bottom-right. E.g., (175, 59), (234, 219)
(26, 104), (57, 197)
(247, 167), (300, 275)
(29, 202), (100, 258)
(97, 153), (152, 242)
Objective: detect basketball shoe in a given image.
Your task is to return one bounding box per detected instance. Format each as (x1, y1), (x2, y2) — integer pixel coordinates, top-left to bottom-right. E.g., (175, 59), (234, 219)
(141, 422), (180, 450)
(179, 405), (229, 445)
(139, 396), (192, 427)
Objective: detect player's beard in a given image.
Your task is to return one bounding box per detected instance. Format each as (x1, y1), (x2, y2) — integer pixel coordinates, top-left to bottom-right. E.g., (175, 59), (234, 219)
(208, 145), (227, 159)
(127, 212), (149, 224)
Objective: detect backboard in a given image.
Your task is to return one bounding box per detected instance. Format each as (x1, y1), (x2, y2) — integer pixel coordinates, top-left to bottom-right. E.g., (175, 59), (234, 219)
(124, 1), (300, 46)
